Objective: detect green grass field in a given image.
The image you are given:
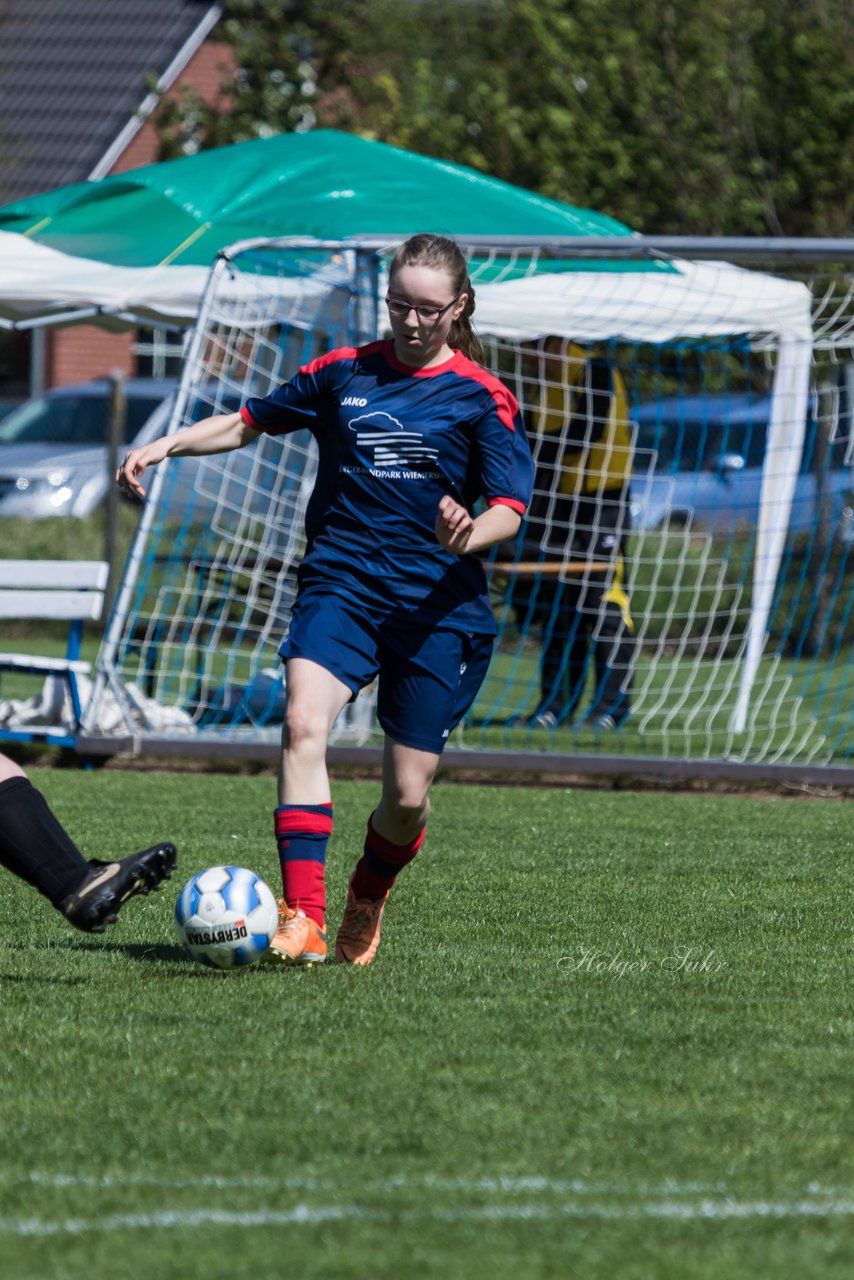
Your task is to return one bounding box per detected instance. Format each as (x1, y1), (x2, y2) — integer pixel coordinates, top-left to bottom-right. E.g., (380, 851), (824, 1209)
(1, 771), (853, 1278)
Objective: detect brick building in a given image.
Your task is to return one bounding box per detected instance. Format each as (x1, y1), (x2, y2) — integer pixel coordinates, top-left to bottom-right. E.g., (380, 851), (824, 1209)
(0, 0), (235, 405)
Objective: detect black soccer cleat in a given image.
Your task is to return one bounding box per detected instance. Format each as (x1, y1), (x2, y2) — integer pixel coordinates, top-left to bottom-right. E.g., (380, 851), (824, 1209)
(580, 713), (618, 731)
(58, 842), (178, 934)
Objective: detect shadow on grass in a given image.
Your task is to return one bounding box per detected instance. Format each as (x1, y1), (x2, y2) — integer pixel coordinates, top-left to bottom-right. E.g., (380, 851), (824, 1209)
(70, 941), (194, 966)
(30, 938), (294, 975)
(0, 972), (89, 986)
(7, 938), (199, 969)
(7, 938), (329, 976)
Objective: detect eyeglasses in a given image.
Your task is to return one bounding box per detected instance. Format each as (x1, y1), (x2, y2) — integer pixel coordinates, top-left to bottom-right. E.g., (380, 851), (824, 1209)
(385, 293), (461, 323)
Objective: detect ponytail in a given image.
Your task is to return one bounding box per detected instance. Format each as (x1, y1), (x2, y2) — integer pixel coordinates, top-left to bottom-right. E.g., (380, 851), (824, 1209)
(390, 234), (484, 364)
(448, 278), (483, 363)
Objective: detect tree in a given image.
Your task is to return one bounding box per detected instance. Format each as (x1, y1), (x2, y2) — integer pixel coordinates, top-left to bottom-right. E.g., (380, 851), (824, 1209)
(155, 0), (854, 236)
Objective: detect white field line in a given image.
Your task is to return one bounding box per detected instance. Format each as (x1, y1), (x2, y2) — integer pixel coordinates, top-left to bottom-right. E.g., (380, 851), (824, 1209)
(3, 1199), (854, 1237)
(18, 1172), (636, 1195)
(1, 1175), (854, 1234)
(9, 1172), (849, 1198)
(0, 1207), (363, 1237)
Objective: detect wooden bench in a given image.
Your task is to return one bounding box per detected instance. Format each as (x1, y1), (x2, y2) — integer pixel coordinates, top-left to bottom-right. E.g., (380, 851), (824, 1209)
(0, 559), (108, 746)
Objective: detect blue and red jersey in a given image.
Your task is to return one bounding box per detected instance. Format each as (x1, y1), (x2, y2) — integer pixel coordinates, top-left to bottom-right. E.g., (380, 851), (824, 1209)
(241, 339), (533, 635)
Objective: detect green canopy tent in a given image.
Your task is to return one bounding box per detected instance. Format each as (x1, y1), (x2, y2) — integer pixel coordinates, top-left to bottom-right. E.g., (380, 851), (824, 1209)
(0, 128), (651, 331)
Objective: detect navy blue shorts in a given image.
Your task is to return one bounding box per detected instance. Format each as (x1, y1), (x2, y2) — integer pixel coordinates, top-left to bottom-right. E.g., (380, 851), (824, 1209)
(279, 591), (494, 754)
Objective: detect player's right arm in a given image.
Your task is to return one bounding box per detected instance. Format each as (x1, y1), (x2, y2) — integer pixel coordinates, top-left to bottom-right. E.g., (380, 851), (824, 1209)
(118, 352), (335, 499)
(116, 410), (257, 499)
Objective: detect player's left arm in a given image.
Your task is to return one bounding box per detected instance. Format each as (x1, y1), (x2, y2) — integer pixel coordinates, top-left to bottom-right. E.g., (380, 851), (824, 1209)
(435, 382), (534, 556)
(436, 497), (521, 555)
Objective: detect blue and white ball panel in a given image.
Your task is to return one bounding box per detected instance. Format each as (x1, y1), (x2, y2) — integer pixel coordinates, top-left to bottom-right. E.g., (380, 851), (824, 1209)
(175, 866), (278, 970)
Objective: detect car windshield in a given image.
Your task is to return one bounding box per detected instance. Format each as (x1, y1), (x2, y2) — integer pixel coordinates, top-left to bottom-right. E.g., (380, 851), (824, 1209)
(633, 386), (853, 476)
(0, 392), (163, 446)
(636, 414), (848, 475)
(635, 419), (770, 473)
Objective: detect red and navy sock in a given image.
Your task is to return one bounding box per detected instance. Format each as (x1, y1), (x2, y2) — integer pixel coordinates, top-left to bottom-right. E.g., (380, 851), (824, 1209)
(274, 804), (333, 927)
(350, 812), (426, 903)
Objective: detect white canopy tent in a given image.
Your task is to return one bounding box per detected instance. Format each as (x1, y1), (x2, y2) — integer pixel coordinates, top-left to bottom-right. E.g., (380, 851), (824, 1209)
(0, 230), (347, 331)
(0, 226), (814, 734)
(0, 227), (812, 343)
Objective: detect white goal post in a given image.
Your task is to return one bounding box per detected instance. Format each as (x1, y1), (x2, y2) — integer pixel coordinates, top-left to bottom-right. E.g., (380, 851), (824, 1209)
(82, 236), (854, 780)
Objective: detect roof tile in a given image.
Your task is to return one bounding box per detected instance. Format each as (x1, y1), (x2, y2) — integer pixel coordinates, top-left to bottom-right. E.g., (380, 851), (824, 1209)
(0, 0), (220, 202)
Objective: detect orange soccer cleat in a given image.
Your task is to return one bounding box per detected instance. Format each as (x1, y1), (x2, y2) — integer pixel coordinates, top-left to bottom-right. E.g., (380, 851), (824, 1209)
(334, 879), (390, 966)
(264, 900), (327, 966)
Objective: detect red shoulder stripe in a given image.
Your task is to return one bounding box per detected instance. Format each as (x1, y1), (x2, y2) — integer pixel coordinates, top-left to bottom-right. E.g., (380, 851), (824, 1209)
(300, 340), (385, 375)
(300, 347), (357, 375)
(451, 357), (520, 431)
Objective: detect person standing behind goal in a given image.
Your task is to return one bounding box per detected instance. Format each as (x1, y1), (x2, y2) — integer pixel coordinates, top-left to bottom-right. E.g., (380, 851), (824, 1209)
(510, 335), (635, 730)
(118, 233), (534, 967)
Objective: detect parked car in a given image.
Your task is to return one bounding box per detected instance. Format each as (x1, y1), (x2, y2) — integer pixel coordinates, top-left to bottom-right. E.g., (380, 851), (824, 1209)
(629, 391), (853, 537)
(0, 396), (26, 423)
(0, 377), (255, 519)
(0, 378), (177, 518)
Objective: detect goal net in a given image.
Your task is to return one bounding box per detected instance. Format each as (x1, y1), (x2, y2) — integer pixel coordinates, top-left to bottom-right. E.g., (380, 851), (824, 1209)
(87, 238), (854, 774)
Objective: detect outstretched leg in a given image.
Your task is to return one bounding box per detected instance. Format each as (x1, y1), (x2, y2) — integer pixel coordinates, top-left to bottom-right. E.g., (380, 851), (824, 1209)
(0, 752), (176, 933)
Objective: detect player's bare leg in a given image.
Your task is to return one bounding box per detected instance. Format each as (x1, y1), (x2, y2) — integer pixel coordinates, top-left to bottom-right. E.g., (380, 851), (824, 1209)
(336, 739), (439, 965)
(279, 657), (352, 805)
(0, 754), (25, 784)
(373, 739), (438, 842)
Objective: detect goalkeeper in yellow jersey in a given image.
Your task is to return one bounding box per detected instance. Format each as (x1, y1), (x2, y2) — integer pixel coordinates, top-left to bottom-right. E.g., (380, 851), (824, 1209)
(511, 336), (636, 730)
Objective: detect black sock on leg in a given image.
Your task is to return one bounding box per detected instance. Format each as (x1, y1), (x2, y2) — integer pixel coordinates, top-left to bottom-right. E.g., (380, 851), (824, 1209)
(0, 777), (91, 905)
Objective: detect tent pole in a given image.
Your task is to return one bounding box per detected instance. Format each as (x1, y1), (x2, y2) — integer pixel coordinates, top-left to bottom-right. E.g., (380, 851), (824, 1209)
(731, 331), (813, 735)
(354, 248), (381, 342)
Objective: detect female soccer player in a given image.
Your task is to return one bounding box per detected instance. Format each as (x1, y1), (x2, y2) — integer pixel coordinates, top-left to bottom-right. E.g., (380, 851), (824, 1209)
(117, 233), (533, 966)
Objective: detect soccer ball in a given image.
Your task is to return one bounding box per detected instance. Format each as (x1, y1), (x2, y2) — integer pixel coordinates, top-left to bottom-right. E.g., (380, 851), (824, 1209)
(174, 866), (279, 970)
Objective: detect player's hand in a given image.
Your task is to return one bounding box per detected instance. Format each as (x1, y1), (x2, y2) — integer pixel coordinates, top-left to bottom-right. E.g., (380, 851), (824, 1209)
(116, 440), (168, 500)
(435, 495), (474, 554)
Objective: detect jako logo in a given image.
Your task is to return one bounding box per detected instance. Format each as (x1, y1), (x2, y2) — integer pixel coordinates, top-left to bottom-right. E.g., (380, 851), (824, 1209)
(342, 396), (368, 407)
